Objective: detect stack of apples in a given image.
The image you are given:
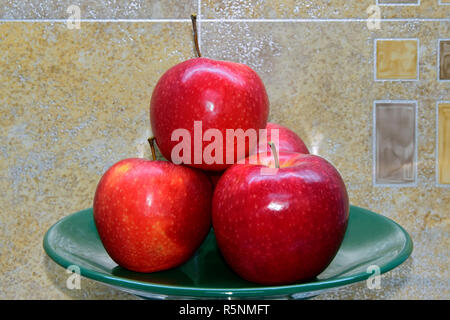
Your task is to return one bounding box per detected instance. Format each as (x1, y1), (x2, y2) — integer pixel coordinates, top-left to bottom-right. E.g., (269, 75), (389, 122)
(93, 27), (349, 285)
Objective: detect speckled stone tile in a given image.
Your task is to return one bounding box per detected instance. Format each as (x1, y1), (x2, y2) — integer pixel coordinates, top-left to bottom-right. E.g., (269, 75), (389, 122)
(202, 0), (450, 19)
(0, 0), (197, 19)
(0, 21), (194, 299)
(202, 20), (449, 299)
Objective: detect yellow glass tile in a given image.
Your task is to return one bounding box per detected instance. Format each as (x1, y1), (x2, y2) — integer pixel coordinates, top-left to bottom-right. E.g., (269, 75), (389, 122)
(438, 103), (450, 184)
(376, 40), (418, 80)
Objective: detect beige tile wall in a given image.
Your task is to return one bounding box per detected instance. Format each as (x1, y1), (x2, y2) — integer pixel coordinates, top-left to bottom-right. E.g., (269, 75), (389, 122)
(0, 1), (197, 19)
(202, 0), (450, 19)
(0, 0), (449, 299)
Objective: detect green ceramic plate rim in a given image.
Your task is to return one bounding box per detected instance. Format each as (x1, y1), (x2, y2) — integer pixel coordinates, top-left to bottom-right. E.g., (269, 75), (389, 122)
(43, 205), (413, 298)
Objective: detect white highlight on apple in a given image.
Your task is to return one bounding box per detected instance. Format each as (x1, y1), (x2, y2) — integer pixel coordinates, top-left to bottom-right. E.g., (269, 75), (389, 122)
(146, 194), (153, 207)
(267, 201), (286, 211)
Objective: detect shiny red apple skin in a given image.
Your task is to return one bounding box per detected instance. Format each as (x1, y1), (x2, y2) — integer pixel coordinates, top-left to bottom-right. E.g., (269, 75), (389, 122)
(93, 158), (212, 273)
(256, 122), (309, 154)
(212, 152), (349, 285)
(150, 57), (269, 171)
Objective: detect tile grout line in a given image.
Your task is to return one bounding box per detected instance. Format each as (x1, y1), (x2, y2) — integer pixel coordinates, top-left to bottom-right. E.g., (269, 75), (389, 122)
(1, 18), (450, 23)
(0, 19), (191, 23)
(203, 18), (450, 22)
(376, 0), (421, 6)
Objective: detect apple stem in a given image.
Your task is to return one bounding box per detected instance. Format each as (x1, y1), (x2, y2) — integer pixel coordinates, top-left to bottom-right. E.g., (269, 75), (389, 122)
(148, 137), (156, 161)
(191, 14), (202, 57)
(268, 142), (280, 169)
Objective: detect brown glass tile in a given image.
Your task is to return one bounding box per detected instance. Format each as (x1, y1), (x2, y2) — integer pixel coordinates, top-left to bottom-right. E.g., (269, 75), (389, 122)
(439, 40), (450, 80)
(375, 102), (416, 185)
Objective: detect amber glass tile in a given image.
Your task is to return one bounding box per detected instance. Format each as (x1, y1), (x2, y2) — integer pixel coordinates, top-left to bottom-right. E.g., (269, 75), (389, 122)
(375, 102), (416, 184)
(438, 103), (450, 184)
(376, 39), (418, 80)
(439, 41), (450, 80)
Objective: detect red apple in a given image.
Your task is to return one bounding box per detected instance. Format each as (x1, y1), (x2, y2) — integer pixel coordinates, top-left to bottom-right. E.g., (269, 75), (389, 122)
(212, 151), (349, 285)
(93, 158), (212, 273)
(256, 122), (309, 154)
(205, 170), (225, 189)
(150, 57), (269, 171)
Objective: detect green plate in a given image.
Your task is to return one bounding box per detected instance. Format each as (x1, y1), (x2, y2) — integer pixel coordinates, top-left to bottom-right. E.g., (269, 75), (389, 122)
(43, 205), (412, 299)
